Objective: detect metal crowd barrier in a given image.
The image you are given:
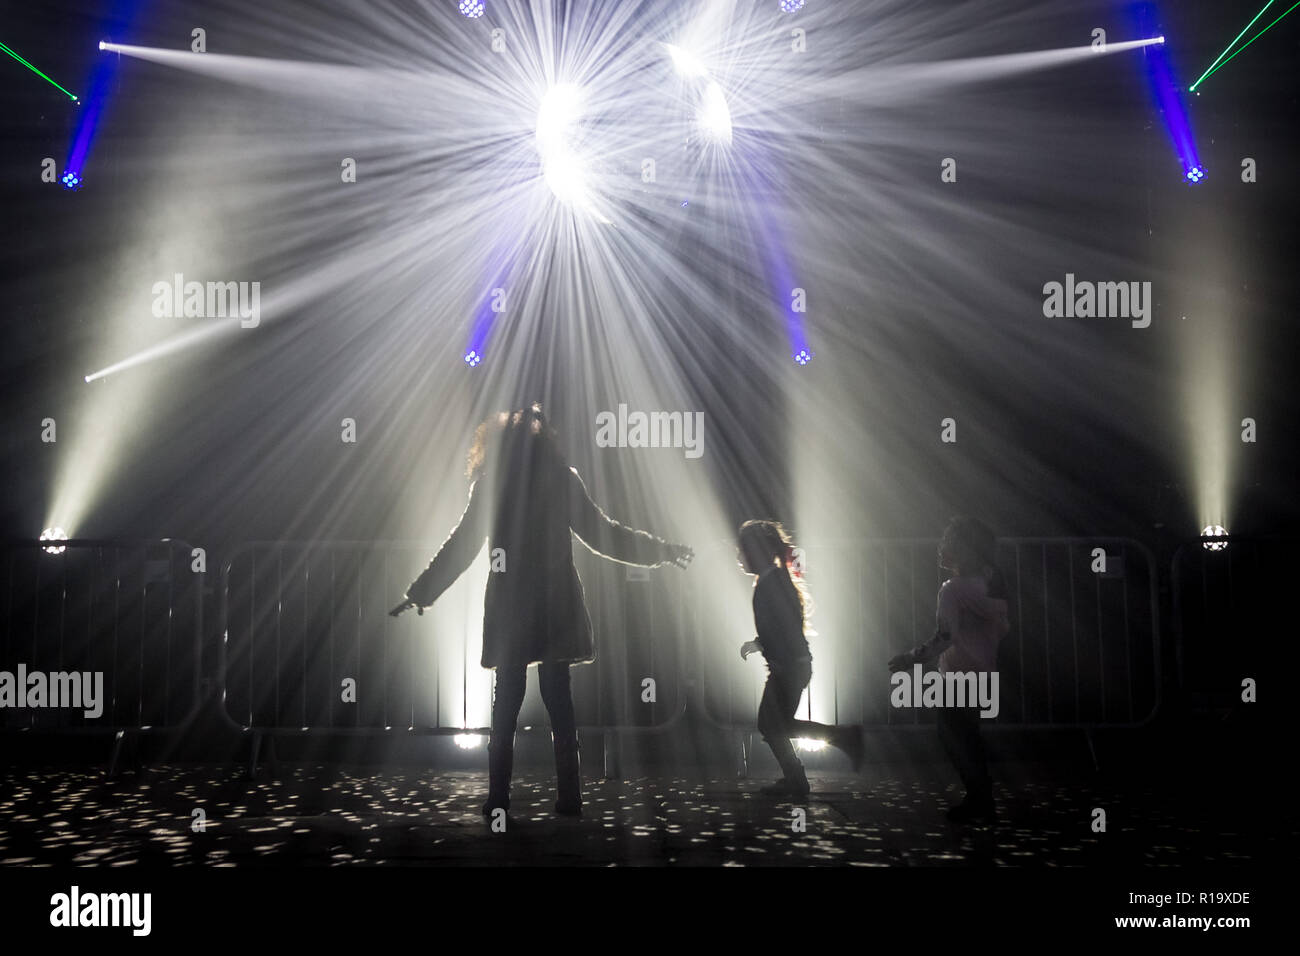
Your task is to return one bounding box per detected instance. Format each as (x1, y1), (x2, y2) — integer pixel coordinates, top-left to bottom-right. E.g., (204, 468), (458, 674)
(217, 536), (1160, 774)
(0, 533), (1217, 777)
(690, 538), (1161, 744)
(217, 541), (690, 774)
(0, 539), (204, 773)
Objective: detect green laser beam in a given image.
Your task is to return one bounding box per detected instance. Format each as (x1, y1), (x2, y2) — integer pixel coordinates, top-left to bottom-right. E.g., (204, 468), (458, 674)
(1191, 0), (1300, 90)
(0, 40), (78, 100)
(1190, 1), (1273, 90)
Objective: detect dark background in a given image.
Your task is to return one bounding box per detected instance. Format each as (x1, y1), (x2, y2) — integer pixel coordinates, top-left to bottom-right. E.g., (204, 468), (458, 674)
(2, 0), (1296, 556)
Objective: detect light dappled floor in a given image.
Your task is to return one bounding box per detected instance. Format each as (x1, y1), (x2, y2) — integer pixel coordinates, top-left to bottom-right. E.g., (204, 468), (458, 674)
(0, 766), (1259, 867)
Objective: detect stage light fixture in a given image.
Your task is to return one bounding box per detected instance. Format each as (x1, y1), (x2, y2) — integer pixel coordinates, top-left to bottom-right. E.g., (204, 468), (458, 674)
(780, 0), (806, 12)
(454, 733), (485, 749)
(793, 348), (814, 366)
(40, 527), (68, 554)
(795, 738), (827, 752)
(1196, 528), (1227, 548)
(464, 349), (483, 367)
(1200, 525), (1228, 551)
(458, 1), (485, 18)
(61, 170), (82, 190)
(1185, 164), (1206, 183)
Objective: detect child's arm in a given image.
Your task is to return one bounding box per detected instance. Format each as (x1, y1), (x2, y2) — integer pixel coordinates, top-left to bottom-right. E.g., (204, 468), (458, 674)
(888, 628), (950, 671)
(888, 580), (957, 669)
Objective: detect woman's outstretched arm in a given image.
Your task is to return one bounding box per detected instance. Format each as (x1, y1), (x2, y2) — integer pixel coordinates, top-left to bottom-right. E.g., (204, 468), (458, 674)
(567, 467), (692, 568)
(393, 481), (489, 614)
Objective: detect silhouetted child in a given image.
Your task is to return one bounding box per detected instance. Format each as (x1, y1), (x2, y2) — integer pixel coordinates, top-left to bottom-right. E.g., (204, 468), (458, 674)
(737, 520), (864, 798)
(889, 516), (1009, 822)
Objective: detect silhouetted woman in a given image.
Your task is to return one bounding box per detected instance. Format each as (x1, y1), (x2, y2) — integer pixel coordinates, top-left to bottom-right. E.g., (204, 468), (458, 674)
(737, 520), (864, 798)
(889, 516), (1009, 822)
(390, 404), (693, 817)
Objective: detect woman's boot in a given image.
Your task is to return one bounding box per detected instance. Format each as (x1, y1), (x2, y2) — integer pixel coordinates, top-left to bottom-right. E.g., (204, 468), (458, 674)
(553, 734), (582, 816)
(483, 737), (513, 816)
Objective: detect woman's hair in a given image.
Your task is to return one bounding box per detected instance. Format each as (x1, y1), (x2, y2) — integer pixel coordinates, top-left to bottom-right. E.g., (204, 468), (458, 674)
(941, 515), (1006, 597)
(466, 401), (560, 480)
(739, 519), (812, 627)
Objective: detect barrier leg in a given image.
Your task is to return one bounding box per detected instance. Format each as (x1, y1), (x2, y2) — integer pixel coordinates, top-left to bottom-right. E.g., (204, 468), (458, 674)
(603, 730), (621, 781)
(107, 730), (125, 778)
(248, 730), (262, 779)
(1083, 729), (1099, 772)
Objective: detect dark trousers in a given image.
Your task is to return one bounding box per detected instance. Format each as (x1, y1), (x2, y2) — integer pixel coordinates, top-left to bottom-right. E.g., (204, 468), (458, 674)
(756, 659), (837, 785)
(936, 703), (992, 805)
(487, 662), (579, 810)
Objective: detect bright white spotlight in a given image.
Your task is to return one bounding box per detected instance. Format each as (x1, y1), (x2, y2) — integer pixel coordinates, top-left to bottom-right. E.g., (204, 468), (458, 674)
(454, 733), (485, 749)
(542, 148), (589, 206)
(40, 527), (68, 555)
(537, 83), (583, 149)
(1201, 525), (1228, 551)
(665, 43), (708, 79)
(697, 81), (733, 145)
(794, 737), (828, 752)
(536, 84), (600, 212)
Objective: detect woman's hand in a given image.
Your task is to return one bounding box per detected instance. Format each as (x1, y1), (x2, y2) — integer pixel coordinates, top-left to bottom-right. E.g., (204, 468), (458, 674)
(388, 600), (422, 617)
(740, 639), (761, 661)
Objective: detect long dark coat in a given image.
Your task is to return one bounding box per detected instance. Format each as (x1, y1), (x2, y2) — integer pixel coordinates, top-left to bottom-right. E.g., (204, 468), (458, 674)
(405, 460), (670, 670)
